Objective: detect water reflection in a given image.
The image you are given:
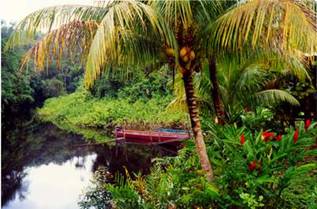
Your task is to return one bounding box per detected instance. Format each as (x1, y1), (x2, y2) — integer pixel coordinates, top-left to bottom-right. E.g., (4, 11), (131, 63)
(3, 154), (97, 209)
(1, 123), (177, 209)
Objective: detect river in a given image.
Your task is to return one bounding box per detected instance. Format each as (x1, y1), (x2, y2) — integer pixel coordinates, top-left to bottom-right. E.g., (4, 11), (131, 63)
(1, 123), (177, 209)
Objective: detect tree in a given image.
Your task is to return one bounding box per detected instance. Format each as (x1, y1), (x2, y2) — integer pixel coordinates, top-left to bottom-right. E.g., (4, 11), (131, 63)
(1, 23), (35, 132)
(6, 0), (317, 181)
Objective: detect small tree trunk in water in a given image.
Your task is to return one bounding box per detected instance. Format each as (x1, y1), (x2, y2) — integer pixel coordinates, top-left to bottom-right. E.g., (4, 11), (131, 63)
(182, 69), (214, 182)
(209, 55), (226, 125)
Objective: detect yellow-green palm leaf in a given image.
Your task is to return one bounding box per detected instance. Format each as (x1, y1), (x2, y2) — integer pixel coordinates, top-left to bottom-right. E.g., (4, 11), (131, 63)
(211, 0), (317, 54)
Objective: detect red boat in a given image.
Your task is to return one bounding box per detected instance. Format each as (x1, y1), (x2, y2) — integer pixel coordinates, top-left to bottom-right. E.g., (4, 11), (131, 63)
(114, 128), (191, 145)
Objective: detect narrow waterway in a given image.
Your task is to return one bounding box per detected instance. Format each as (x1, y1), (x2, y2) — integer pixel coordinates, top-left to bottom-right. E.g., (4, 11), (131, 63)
(1, 123), (177, 209)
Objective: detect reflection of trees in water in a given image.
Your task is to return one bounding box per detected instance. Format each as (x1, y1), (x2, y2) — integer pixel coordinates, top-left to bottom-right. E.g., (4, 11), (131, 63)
(78, 144), (179, 209)
(92, 144), (178, 181)
(1, 123), (93, 206)
(23, 125), (95, 167)
(2, 122), (179, 207)
(1, 170), (28, 205)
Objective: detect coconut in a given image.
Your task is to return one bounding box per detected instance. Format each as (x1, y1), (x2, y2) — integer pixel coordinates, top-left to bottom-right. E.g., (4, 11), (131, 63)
(189, 51), (195, 60)
(182, 55), (189, 63)
(165, 47), (175, 57)
(180, 47), (189, 58)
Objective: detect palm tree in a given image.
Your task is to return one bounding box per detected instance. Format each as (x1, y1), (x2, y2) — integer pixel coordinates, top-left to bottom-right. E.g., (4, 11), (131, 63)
(168, 52), (303, 122)
(7, 0), (317, 181)
(208, 54), (227, 124)
(209, 0), (317, 124)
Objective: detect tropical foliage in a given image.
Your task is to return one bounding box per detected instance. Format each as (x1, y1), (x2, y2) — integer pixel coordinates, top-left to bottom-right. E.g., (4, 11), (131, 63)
(2, 0), (317, 208)
(169, 59), (303, 119)
(6, 0), (317, 181)
(38, 86), (188, 141)
(81, 119), (317, 209)
(1, 23), (84, 108)
(1, 23), (34, 112)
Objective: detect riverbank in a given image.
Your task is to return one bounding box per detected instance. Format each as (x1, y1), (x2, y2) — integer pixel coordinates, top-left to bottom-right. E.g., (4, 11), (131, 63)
(37, 89), (189, 141)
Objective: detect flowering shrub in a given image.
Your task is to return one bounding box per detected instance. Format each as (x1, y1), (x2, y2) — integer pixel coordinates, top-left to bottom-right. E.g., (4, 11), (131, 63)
(207, 119), (317, 208)
(261, 131), (275, 142)
(305, 119), (312, 131)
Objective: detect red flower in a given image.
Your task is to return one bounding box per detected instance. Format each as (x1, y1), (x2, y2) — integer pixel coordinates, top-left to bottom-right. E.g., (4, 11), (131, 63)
(262, 131), (275, 142)
(240, 133), (245, 145)
(305, 119), (311, 131)
(275, 134), (282, 141)
(248, 160), (257, 171)
(293, 129), (299, 144)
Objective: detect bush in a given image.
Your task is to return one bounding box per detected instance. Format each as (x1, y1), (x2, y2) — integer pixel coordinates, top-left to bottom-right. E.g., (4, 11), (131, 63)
(90, 65), (171, 101)
(205, 120), (317, 208)
(42, 79), (66, 98)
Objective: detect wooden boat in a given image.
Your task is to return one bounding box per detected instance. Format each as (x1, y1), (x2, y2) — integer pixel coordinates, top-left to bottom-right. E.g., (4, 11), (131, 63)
(114, 128), (191, 145)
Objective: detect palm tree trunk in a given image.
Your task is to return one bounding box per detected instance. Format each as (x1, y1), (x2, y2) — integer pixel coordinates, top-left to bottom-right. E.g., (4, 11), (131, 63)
(182, 69), (214, 182)
(209, 55), (226, 125)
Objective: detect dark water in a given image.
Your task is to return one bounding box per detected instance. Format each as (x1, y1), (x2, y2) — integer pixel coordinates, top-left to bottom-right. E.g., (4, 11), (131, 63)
(1, 123), (177, 209)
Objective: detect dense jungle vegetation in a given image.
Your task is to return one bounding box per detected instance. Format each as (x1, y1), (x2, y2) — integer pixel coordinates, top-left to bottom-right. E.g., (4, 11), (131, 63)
(2, 0), (317, 208)
(1, 22), (83, 130)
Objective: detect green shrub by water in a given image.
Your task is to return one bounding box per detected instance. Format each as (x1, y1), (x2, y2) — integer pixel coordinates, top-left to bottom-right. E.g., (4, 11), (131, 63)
(38, 88), (188, 141)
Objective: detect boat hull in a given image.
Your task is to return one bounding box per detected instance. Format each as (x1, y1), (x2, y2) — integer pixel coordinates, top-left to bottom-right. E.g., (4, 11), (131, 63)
(115, 129), (190, 145)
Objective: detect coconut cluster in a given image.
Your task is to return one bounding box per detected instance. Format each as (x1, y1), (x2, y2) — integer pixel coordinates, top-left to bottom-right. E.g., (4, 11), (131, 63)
(164, 46), (195, 64)
(179, 46), (195, 63)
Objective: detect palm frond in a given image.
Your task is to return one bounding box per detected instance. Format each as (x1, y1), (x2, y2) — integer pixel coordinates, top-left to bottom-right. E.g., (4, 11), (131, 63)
(218, 47), (310, 81)
(20, 20), (98, 70)
(255, 89), (300, 106)
(211, 0), (317, 54)
(84, 0), (177, 88)
(235, 64), (267, 92)
(167, 72), (187, 112)
(150, 0), (193, 29)
(5, 4), (109, 50)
